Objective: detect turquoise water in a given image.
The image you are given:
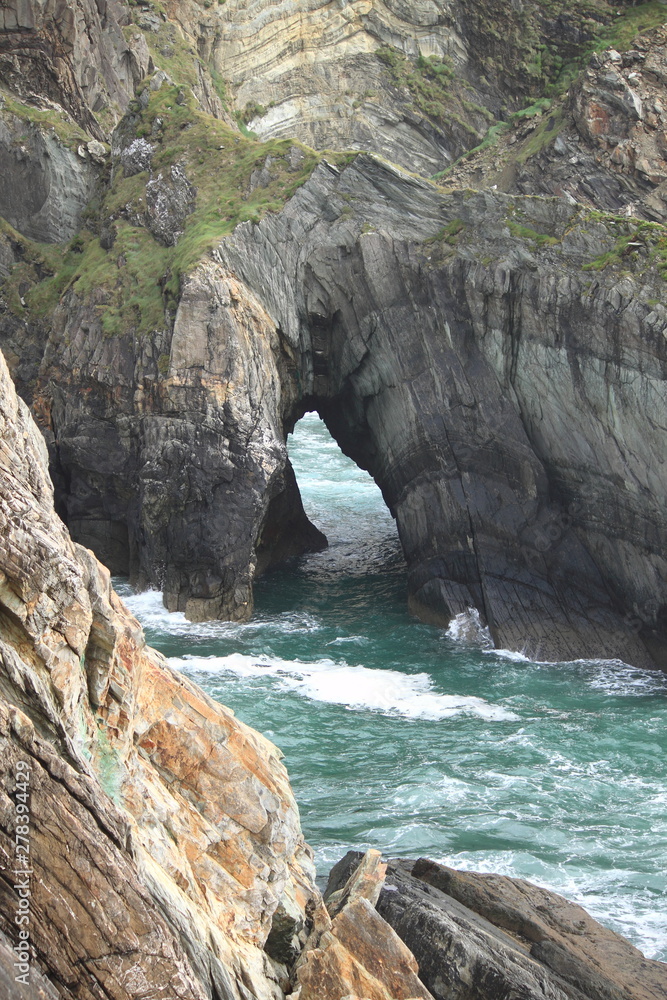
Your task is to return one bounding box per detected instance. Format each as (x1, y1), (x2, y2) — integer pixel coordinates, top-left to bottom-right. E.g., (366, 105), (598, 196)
(120, 412), (667, 961)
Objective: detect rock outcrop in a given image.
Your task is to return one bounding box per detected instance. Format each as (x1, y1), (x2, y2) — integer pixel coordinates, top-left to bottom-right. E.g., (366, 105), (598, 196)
(0, 345), (320, 999)
(449, 24), (667, 225)
(8, 106), (664, 665)
(326, 853), (667, 1000)
(0, 0), (666, 672)
(0, 0), (151, 137)
(0, 337), (444, 1000)
(0, 105), (101, 243)
(156, 0), (636, 175)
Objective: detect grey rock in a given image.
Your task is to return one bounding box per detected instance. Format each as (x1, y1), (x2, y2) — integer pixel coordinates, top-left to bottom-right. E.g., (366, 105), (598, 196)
(120, 136), (154, 176)
(14, 153), (666, 667)
(324, 854), (667, 1000)
(0, 0), (150, 138)
(145, 164), (197, 245)
(0, 113), (98, 242)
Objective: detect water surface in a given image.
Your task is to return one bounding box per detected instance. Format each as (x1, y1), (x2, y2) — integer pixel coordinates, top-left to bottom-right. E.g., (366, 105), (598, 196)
(119, 412), (667, 960)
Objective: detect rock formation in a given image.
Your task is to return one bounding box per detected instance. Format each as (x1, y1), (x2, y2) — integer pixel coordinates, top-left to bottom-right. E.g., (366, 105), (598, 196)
(0, 344), (321, 998)
(1, 3), (667, 669)
(326, 852), (667, 1000)
(0, 1), (666, 994)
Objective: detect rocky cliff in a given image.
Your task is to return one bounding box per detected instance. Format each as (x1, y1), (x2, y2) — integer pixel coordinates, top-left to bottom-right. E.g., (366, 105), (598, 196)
(1, 1), (666, 669)
(0, 0), (666, 995)
(0, 344), (324, 998)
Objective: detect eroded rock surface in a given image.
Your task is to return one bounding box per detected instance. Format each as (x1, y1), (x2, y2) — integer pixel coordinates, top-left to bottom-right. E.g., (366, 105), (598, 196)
(0, 108), (99, 242)
(451, 25), (667, 225)
(0, 346), (320, 999)
(326, 853), (667, 1000)
(4, 143), (665, 666)
(0, 0), (151, 136)
(0, 2), (666, 671)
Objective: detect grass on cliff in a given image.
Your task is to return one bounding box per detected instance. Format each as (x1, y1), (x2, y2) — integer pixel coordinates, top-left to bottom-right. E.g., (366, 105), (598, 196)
(2, 85), (355, 339)
(581, 216), (667, 277)
(432, 1), (667, 180)
(0, 89), (93, 150)
(376, 46), (480, 138)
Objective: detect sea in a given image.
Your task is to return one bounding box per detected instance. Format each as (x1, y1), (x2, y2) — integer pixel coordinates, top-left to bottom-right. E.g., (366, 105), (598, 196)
(117, 411), (667, 961)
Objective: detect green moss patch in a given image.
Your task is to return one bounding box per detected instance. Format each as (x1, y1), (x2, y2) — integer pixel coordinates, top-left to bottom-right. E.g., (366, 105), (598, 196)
(0, 89), (92, 150)
(1, 86), (355, 340)
(376, 47), (478, 135)
(582, 217), (667, 277)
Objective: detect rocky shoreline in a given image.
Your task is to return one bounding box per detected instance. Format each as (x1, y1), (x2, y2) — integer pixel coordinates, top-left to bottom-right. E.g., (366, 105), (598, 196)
(0, 340), (664, 999)
(0, 0), (666, 995)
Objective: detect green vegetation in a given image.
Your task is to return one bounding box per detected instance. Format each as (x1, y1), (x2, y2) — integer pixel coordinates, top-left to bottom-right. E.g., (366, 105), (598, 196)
(433, 99), (560, 179)
(1, 86), (356, 340)
(425, 219), (467, 246)
(0, 89), (92, 150)
(544, 1), (667, 95)
(240, 100), (267, 124)
(507, 220), (560, 247)
(582, 218), (667, 276)
(376, 47), (463, 128)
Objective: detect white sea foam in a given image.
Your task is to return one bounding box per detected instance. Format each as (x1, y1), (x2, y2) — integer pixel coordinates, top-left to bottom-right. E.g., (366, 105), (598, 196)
(446, 609), (493, 647)
(173, 652), (519, 722)
(117, 587), (322, 638)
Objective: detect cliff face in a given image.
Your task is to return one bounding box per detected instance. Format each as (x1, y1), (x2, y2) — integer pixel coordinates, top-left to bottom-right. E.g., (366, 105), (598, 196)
(5, 119), (665, 666)
(157, 0), (641, 175)
(0, 0), (666, 671)
(0, 345), (322, 999)
(449, 23), (667, 224)
(1, 342), (465, 1000)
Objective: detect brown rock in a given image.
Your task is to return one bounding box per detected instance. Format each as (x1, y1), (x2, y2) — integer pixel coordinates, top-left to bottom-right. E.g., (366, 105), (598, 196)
(0, 344), (320, 998)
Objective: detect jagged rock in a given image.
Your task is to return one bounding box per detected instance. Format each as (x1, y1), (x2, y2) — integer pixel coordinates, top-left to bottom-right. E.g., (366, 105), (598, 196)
(1, 2), (666, 670)
(293, 850), (434, 1000)
(9, 151), (665, 666)
(327, 854), (667, 1000)
(119, 136), (154, 176)
(0, 0), (151, 138)
(0, 346), (321, 999)
(452, 25), (667, 224)
(145, 163), (197, 245)
(164, 0), (623, 175)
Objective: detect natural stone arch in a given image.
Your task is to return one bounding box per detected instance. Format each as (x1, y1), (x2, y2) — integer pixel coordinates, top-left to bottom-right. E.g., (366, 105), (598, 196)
(7, 156), (665, 670)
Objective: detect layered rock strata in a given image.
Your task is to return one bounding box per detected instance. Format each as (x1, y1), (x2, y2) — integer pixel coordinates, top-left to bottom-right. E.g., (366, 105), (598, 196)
(3, 118), (666, 664)
(158, 0), (632, 175)
(0, 345), (320, 999)
(326, 852), (667, 1000)
(0, 3), (666, 670)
